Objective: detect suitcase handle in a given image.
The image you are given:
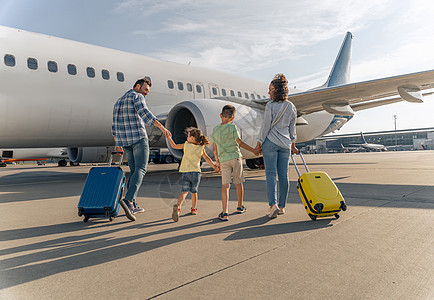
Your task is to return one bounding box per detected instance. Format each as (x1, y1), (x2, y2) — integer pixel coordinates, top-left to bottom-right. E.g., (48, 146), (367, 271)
(108, 151), (124, 167)
(290, 152), (310, 178)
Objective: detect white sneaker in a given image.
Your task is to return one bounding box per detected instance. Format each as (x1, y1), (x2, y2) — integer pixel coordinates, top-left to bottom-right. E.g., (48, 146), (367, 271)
(278, 208), (286, 215)
(268, 205), (279, 219)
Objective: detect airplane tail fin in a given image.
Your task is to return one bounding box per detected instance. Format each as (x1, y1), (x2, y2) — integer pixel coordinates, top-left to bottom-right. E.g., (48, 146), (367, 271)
(360, 132), (367, 144)
(323, 32), (353, 87)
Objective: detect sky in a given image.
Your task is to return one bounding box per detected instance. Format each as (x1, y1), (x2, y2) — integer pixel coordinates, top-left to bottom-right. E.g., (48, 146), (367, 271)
(1, 0), (433, 135)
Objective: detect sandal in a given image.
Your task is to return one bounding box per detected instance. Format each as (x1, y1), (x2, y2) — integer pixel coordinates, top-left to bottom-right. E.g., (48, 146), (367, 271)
(218, 212), (229, 221)
(191, 208), (197, 215)
(236, 206), (247, 214)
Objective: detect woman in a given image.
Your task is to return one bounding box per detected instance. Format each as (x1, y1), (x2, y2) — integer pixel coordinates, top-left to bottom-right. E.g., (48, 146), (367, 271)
(256, 74), (298, 219)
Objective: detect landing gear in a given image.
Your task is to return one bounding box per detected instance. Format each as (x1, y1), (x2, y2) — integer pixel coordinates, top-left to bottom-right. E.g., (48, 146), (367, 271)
(245, 157), (264, 169)
(58, 159), (67, 167)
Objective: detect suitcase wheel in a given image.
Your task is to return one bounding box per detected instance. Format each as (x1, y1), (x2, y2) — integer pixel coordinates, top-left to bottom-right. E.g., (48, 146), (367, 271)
(340, 202), (347, 211)
(109, 216), (115, 222)
(309, 214), (317, 221)
(334, 213), (340, 219)
(78, 207), (84, 217)
(83, 216), (89, 223)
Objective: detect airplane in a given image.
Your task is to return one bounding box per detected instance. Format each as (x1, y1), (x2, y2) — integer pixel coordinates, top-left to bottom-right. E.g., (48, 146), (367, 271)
(0, 148), (68, 167)
(0, 26), (434, 169)
(349, 132), (387, 152)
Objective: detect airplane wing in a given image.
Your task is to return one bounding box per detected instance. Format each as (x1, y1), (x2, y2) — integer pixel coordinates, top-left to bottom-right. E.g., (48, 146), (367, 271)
(287, 69), (434, 116)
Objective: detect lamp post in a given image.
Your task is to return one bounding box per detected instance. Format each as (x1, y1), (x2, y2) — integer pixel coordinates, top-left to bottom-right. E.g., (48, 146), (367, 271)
(393, 115), (397, 148)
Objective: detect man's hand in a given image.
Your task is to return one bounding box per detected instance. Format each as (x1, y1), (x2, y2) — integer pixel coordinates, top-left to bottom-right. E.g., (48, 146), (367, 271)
(114, 146), (123, 153)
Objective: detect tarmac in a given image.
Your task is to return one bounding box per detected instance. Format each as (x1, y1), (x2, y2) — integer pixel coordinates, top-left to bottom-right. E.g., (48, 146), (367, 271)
(0, 151), (433, 299)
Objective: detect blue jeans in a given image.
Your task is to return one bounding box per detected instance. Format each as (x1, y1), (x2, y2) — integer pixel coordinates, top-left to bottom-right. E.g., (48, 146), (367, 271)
(181, 172), (201, 193)
(123, 138), (149, 203)
(262, 138), (291, 207)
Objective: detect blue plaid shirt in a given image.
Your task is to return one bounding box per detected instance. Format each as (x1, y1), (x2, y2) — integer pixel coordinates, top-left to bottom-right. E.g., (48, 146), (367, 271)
(112, 89), (157, 147)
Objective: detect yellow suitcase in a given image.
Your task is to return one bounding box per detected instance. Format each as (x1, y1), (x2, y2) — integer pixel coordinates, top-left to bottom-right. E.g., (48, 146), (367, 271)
(291, 153), (347, 221)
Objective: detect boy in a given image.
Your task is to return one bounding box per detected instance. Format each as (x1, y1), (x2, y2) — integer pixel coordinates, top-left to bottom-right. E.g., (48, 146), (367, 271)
(212, 105), (260, 221)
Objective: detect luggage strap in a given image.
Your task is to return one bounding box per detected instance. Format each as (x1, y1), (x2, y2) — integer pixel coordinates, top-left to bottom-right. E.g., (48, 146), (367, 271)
(290, 152), (309, 178)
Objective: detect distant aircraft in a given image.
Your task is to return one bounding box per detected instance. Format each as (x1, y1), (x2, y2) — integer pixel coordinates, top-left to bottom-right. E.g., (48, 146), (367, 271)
(0, 26), (433, 168)
(350, 132), (387, 152)
(0, 148), (68, 167)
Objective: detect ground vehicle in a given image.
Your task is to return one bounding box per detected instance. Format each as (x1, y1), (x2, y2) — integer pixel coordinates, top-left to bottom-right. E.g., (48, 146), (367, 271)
(149, 149), (179, 164)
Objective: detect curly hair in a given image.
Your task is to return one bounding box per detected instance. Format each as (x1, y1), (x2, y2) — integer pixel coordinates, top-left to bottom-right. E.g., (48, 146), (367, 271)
(185, 127), (210, 146)
(270, 74), (289, 102)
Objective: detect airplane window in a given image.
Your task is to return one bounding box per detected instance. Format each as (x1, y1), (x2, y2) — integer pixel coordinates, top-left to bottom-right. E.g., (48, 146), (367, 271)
(168, 80), (174, 89)
(87, 67), (95, 78)
(251, 93), (255, 100)
(237, 91), (242, 97)
(47, 61), (58, 73)
(257, 94), (261, 99)
(178, 82), (184, 90)
(212, 87), (217, 95)
(27, 58), (38, 70)
(222, 89), (227, 96)
(68, 64), (77, 75)
(187, 83), (193, 92)
(230, 90), (235, 97)
(196, 85), (202, 93)
(117, 72), (125, 82)
(244, 93), (249, 99)
(102, 69), (110, 80)
(4, 54), (15, 67)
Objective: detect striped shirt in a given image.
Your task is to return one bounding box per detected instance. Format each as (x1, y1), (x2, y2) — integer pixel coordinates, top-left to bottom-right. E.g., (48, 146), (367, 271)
(112, 89), (157, 147)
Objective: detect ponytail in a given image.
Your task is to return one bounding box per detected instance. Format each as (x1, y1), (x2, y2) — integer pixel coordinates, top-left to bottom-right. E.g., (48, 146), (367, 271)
(185, 127), (210, 146)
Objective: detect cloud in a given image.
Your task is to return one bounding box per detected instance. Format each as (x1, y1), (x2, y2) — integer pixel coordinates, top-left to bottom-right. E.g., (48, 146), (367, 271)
(116, 0), (389, 73)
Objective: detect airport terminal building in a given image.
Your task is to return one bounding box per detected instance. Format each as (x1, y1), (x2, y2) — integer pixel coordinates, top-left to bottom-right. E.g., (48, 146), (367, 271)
(296, 127), (434, 153)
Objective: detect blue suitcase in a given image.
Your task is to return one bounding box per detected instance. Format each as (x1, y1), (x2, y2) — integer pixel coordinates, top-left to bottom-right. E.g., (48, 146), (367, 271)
(78, 152), (125, 222)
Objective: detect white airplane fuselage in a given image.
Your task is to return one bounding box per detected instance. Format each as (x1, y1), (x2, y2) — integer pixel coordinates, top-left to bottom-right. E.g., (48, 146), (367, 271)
(0, 26), (344, 162)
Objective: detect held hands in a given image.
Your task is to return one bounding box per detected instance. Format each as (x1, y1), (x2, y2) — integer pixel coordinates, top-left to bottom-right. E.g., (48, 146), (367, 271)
(214, 161), (221, 173)
(255, 142), (262, 155)
(163, 128), (172, 138)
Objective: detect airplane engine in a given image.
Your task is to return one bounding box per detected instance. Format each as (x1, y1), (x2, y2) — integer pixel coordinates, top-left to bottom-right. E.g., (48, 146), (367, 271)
(67, 147), (115, 164)
(166, 99), (263, 161)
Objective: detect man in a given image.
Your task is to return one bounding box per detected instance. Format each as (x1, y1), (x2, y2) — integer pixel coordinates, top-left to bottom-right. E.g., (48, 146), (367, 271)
(112, 78), (171, 221)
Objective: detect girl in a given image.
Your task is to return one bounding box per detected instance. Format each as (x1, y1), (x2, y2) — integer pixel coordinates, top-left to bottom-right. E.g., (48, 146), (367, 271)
(167, 127), (219, 222)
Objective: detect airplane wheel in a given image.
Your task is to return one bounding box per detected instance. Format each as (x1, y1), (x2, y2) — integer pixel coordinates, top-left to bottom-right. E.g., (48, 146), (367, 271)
(245, 159), (258, 169)
(58, 159), (67, 167)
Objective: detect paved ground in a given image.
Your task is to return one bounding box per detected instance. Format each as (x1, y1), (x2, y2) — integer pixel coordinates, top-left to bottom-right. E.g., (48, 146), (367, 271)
(0, 151), (433, 299)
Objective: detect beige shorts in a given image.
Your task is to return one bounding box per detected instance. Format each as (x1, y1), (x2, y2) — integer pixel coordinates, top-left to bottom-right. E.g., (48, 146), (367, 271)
(221, 158), (245, 185)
